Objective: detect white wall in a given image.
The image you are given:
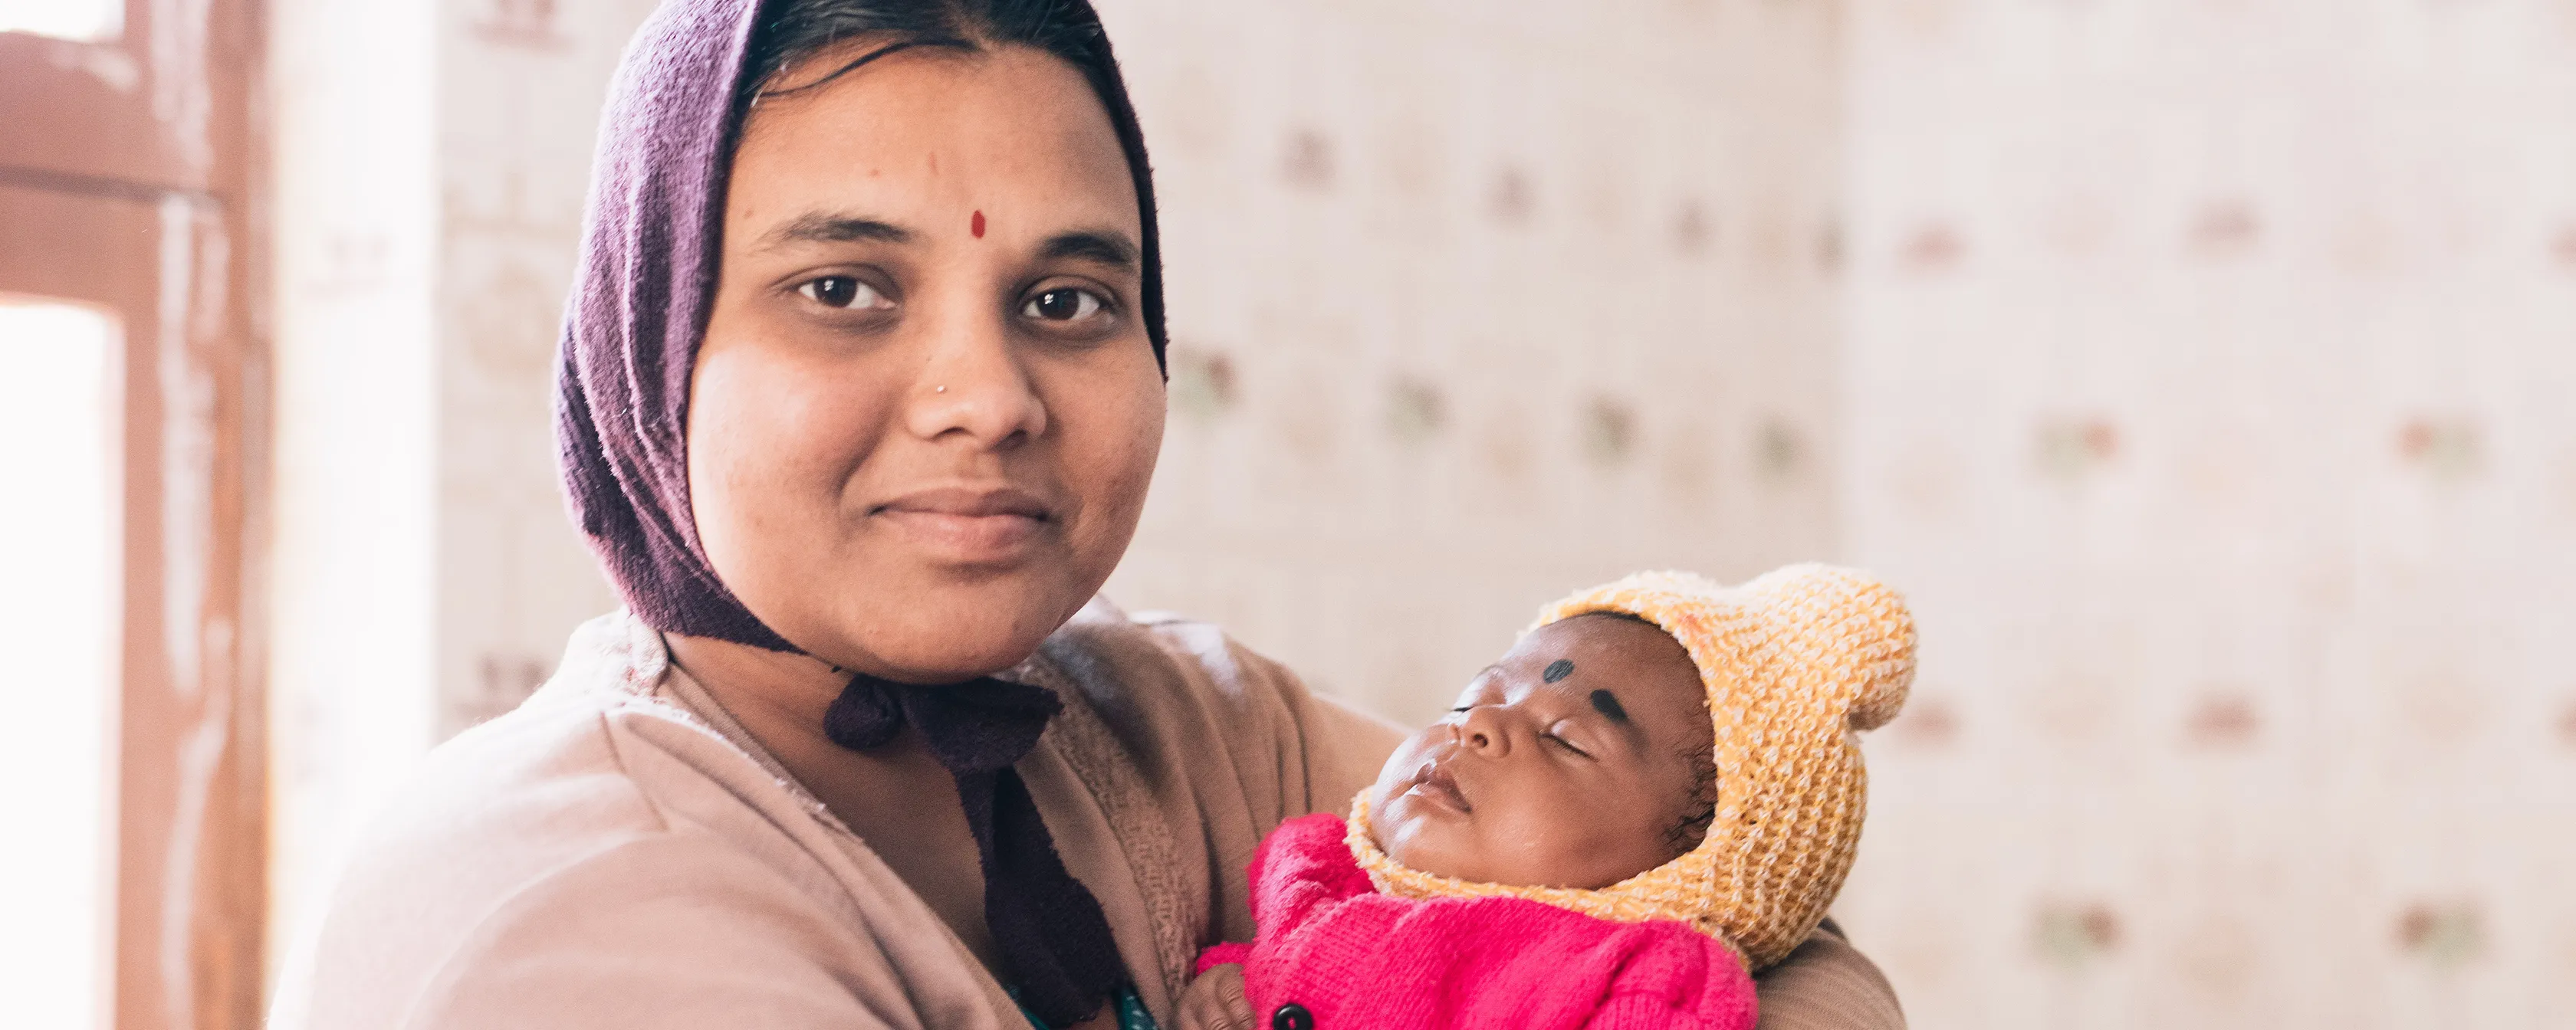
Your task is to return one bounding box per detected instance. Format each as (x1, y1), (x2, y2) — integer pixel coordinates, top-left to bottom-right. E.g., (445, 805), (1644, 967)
(1834, 2), (2576, 1025)
(1095, 0), (1848, 723)
(432, 0), (650, 736)
(264, 0), (443, 974)
(264, 0), (642, 970)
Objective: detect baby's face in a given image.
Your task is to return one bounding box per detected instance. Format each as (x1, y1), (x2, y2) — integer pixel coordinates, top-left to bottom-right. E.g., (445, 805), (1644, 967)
(1366, 614), (1713, 890)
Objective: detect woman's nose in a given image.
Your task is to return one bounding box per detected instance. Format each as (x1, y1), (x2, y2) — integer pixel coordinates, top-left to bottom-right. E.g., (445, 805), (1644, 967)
(903, 310), (1048, 448)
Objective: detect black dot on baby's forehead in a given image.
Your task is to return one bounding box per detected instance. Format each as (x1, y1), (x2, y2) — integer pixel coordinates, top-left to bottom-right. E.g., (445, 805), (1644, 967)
(1543, 659), (1576, 684)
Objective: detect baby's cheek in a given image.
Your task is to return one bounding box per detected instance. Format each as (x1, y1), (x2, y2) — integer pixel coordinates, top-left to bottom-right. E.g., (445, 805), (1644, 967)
(1500, 786), (1663, 888)
(1365, 763), (1403, 808)
(1373, 802), (1467, 879)
(1366, 735), (1437, 805)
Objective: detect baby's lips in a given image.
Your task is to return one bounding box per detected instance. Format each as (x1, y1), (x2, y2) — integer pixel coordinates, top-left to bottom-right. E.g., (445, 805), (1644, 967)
(1410, 762), (1473, 812)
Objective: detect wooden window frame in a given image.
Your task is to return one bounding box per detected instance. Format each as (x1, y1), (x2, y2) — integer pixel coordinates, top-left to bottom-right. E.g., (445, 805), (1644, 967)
(0, 3), (268, 1028)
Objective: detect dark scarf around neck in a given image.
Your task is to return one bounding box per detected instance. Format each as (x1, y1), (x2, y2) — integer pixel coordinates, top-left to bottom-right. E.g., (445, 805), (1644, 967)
(824, 671), (1128, 1026)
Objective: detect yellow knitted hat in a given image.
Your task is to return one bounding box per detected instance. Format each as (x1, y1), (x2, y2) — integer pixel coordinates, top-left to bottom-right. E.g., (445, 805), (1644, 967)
(1348, 564), (1916, 969)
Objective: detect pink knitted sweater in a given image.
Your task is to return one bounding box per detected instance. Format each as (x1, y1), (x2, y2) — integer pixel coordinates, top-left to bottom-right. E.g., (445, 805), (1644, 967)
(1197, 814), (1757, 1030)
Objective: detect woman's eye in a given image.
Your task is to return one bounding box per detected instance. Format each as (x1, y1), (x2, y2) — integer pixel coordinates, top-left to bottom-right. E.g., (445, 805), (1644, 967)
(798, 276), (886, 310)
(1024, 287), (1104, 322)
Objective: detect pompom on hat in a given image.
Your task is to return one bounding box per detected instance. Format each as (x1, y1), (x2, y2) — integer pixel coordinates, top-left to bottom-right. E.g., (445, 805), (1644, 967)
(1348, 563), (1917, 969)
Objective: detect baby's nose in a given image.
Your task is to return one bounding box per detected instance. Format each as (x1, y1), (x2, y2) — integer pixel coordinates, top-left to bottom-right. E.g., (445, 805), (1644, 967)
(1452, 707), (1510, 754)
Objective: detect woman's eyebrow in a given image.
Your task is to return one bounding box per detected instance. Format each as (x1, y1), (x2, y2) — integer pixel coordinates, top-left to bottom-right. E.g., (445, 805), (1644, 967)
(1035, 229), (1140, 271)
(759, 212), (915, 250)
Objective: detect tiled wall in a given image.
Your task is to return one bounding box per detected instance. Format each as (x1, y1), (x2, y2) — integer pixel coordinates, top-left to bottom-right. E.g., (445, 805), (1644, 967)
(266, 0), (646, 963)
(1832, 1), (2576, 1026)
(416, 0), (1851, 731)
(1094, 0), (1848, 723)
(432, 0), (649, 736)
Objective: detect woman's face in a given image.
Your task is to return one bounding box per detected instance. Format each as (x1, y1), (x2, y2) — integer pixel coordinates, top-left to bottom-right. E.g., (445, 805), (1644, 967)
(690, 42), (1164, 681)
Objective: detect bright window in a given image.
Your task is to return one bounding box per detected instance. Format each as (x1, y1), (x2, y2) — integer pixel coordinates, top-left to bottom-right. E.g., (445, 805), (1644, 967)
(0, 297), (120, 1030)
(0, 0), (122, 43)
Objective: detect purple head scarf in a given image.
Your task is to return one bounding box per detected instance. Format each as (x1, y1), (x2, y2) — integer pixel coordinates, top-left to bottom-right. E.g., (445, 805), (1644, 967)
(554, 2), (1167, 1022)
(554, 0), (788, 648)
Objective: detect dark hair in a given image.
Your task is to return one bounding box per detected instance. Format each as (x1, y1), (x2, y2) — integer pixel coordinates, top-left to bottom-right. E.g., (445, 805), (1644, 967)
(1666, 736), (1719, 857)
(731, 0), (1166, 367)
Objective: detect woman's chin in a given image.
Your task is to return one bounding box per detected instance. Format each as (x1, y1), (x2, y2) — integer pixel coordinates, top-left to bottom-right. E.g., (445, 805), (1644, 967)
(804, 583), (1089, 682)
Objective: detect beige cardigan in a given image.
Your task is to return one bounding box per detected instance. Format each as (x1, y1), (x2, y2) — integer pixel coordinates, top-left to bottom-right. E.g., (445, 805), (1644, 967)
(268, 600), (1902, 1029)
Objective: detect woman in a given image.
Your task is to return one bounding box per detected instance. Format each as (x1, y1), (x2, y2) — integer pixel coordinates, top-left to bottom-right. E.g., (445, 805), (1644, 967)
(268, 2), (1906, 1028)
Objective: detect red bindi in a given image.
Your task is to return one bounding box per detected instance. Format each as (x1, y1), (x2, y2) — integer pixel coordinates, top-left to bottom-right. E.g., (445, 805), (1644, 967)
(971, 210), (986, 238)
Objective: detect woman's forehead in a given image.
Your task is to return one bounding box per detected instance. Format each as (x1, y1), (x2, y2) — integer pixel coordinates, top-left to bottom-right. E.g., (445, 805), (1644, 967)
(729, 43), (1139, 237)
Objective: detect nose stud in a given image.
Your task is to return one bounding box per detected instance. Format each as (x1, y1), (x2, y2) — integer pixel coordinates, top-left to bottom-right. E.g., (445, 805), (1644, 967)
(935, 385), (947, 393)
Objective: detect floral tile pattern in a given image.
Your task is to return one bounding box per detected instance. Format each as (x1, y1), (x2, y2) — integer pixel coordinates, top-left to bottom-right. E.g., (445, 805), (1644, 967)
(1092, 0), (1847, 723)
(1836, 1), (2576, 1025)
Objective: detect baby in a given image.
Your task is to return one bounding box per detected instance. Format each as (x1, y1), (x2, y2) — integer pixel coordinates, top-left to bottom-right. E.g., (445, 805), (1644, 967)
(1183, 565), (1914, 1030)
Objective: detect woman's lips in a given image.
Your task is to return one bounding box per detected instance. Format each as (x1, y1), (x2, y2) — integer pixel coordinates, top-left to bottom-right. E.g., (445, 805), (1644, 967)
(872, 485), (1054, 561)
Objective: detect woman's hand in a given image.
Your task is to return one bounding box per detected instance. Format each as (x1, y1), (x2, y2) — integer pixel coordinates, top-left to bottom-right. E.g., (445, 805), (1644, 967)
(1175, 963), (1255, 1030)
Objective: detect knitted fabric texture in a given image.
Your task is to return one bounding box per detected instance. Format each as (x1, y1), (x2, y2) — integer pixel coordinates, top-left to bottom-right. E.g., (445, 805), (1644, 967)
(1349, 563), (1916, 969)
(1200, 813), (1757, 1030)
